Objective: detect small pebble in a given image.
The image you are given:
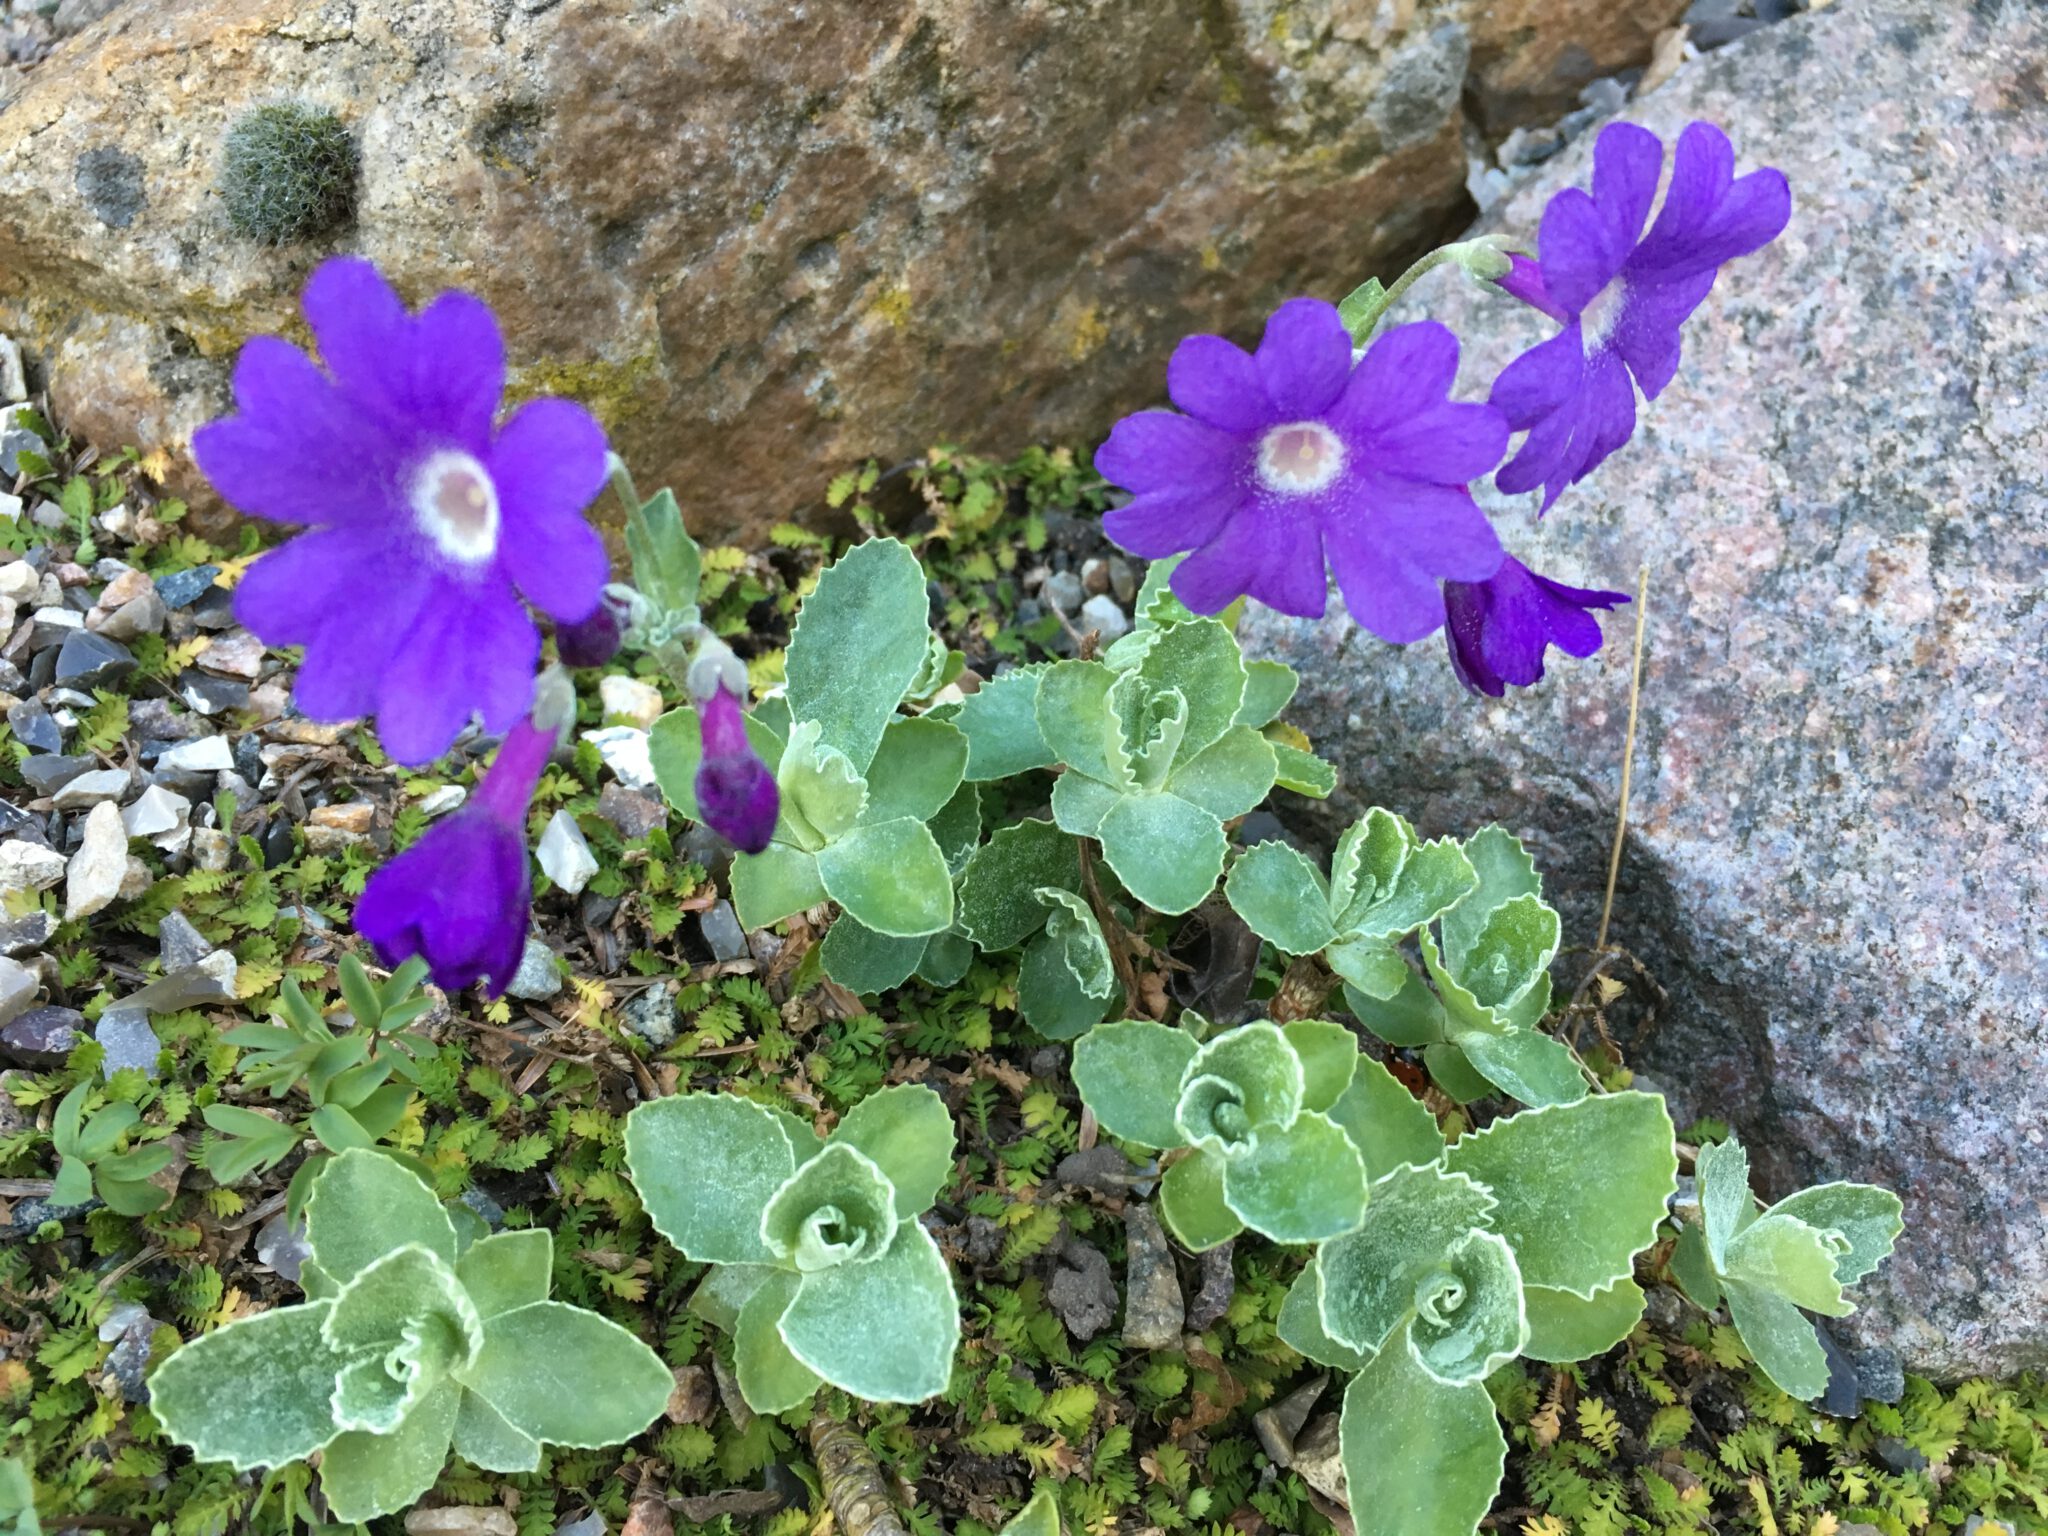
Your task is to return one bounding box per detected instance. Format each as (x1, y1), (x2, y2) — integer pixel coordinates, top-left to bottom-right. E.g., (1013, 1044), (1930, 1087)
(697, 901), (750, 962)
(536, 809), (598, 894)
(1107, 556), (1139, 605)
(196, 629), (265, 679)
(157, 909), (213, 971)
(65, 801), (129, 920)
(0, 955), (38, 1029)
(599, 674), (665, 730)
(122, 784), (191, 840)
(1080, 556), (1111, 596)
(189, 826), (231, 872)
(0, 840), (67, 895)
(1043, 569), (1084, 616)
(51, 767), (129, 810)
(19, 754), (94, 796)
(255, 1210), (313, 1281)
(404, 1510), (518, 1536)
(52, 628), (135, 689)
(96, 1007), (162, 1080)
(597, 781), (664, 840)
(583, 726), (656, 790)
(176, 670), (250, 716)
(418, 784), (467, 818)
(0, 910), (54, 958)
(153, 565), (220, 611)
(622, 986), (676, 1047)
(505, 936), (563, 1002)
(1079, 593), (1131, 643)
(0, 1005), (84, 1066)
(6, 698), (62, 754)
(155, 735), (234, 776)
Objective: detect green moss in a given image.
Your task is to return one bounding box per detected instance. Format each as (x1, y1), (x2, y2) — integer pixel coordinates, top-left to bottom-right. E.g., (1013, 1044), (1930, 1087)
(218, 103), (358, 246)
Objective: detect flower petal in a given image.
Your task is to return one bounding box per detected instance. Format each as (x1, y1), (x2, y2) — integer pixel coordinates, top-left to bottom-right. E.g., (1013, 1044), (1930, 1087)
(1591, 122), (1663, 250)
(1102, 480), (1243, 560)
(1373, 400), (1509, 484)
(1489, 325), (1585, 431)
(194, 338), (398, 527)
(374, 582), (540, 766)
(1254, 298), (1355, 418)
(1330, 321), (1462, 437)
(356, 811), (531, 996)
(403, 291), (508, 451)
(1326, 477), (1502, 645)
(1168, 333), (1269, 432)
(300, 257), (412, 420)
(1495, 254), (1563, 321)
(233, 525), (390, 646)
(489, 398), (611, 622)
(1494, 396), (1578, 501)
(1536, 188), (1625, 315)
(1095, 410), (1244, 495)
(1633, 121), (1735, 271)
(1172, 504), (1327, 619)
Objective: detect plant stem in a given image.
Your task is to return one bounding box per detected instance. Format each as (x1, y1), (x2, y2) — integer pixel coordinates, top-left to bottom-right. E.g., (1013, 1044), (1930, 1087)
(809, 1408), (910, 1536)
(1595, 565), (1651, 955)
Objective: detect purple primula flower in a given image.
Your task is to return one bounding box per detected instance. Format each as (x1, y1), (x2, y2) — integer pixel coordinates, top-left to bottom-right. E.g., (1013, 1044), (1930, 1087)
(1096, 298), (1507, 643)
(696, 683), (779, 855)
(196, 257), (611, 766)
(354, 713), (552, 996)
(1490, 120), (1791, 509)
(556, 593), (627, 669)
(1442, 556), (1630, 697)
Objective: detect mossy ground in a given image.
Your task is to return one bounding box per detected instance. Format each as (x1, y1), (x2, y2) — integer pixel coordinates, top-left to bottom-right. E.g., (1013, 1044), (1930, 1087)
(2, 434), (2043, 1536)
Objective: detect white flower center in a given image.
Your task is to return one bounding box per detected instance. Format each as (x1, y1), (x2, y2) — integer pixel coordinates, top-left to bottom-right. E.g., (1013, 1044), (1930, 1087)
(1255, 420), (1346, 496)
(1582, 277), (1629, 351)
(410, 449), (500, 566)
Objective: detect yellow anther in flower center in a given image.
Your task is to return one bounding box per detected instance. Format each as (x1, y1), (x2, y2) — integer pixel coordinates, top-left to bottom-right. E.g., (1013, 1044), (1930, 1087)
(410, 449), (500, 565)
(1256, 420), (1345, 495)
(1582, 278), (1629, 351)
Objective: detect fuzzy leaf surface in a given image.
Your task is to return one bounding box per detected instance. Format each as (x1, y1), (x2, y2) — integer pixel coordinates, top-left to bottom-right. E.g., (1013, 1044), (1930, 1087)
(1225, 841), (1337, 956)
(1762, 1182), (1902, 1286)
(859, 716), (968, 826)
(304, 1147), (455, 1286)
(952, 666), (1055, 780)
(1096, 792), (1227, 916)
(1340, 1333), (1506, 1536)
(454, 1302), (673, 1447)
(1521, 1278), (1646, 1363)
(625, 1095), (798, 1265)
(816, 817), (955, 937)
(1276, 1256), (1370, 1371)
(148, 1302), (343, 1471)
(1317, 1163), (1495, 1357)
(779, 1220), (959, 1403)
(1324, 1054), (1442, 1181)
(1072, 1021), (1197, 1149)
(318, 1379), (459, 1523)
(1220, 1110), (1367, 1243)
(828, 1084), (954, 1222)
(784, 537), (932, 774)
(956, 818), (1082, 950)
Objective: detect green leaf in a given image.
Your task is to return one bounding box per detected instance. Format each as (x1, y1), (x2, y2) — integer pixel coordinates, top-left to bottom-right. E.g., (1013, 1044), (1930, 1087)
(1450, 893), (1559, 1013)
(998, 1484), (1063, 1536)
(148, 1301), (344, 1472)
(1696, 1136), (1758, 1268)
(1522, 1278), (1646, 1363)
(687, 1264), (775, 1334)
(1281, 1020), (1358, 1111)
(1723, 1214), (1853, 1315)
(1225, 841), (1337, 956)
(457, 1230), (554, 1321)
(1035, 661), (1119, 784)
(1018, 910), (1117, 1042)
(1762, 1183), (1902, 1287)
(1135, 616), (1244, 761)
(952, 666), (1056, 780)
(1449, 1016), (1588, 1108)
(304, 1148), (455, 1285)
(762, 1143), (899, 1269)
(1345, 970), (1447, 1046)
(858, 717), (968, 825)
(1336, 276), (1388, 339)
(730, 843), (829, 932)
(1159, 1148), (1244, 1252)
(1724, 1278), (1829, 1400)
(785, 537), (933, 774)
(646, 705), (785, 825)
(318, 1380), (460, 1524)
(1234, 660), (1298, 729)
(957, 818), (1082, 950)
(1048, 768), (1122, 838)
(1326, 935), (1412, 1003)
(1669, 1221), (1722, 1311)
(820, 918), (928, 994)
(624, 1095), (799, 1265)
(1072, 1021), (1197, 1148)
(1269, 739), (1336, 799)
(1441, 825), (1541, 966)
(454, 1302), (673, 1446)
(1165, 726), (1277, 820)
(1341, 835), (1479, 944)
(1325, 1055), (1441, 1180)
(309, 1102), (373, 1152)
(816, 818), (955, 937)
(1408, 1228), (1527, 1386)
(1177, 1022), (1304, 1145)
(735, 1270), (822, 1413)
(1339, 1331), (1507, 1536)
(777, 721), (868, 850)
(916, 930), (975, 987)
(451, 1388), (541, 1474)
(625, 486), (702, 615)
(1096, 792), (1226, 916)
(828, 1085), (954, 1222)
(779, 1220), (960, 1403)
(1442, 1091), (1676, 1298)
(1276, 1256), (1370, 1371)
(1105, 672), (1187, 792)
(323, 1247), (482, 1425)
(1317, 1163), (1496, 1357)
(1422, 1042), (1495, 1104)
(1221, 1111), (1367, 1244)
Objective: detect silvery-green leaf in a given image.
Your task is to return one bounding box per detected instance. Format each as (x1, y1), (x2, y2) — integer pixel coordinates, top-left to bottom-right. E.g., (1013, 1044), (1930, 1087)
(1165, 726), (1278, 821)
(1408, 1228), (1528, 1386)
(1037, 889), (1115, 996)
(1224, 841), (1336, 956)
(1277, 1255), (1370, 1371)
(1073, 1020), (1198, 1149)
(1048, 768), (1122, 838)
(957, 818), (1082, 950)
(779, 1220), (959, 1403)
(1035, 661), (1119, 784)
(859, 717), (969, 826)
(323, 1246), (482, 1420)
(687, 1264), (775, 1333)
(451, 1388), (541, 1474)
(821, 917), (927, 994)
(1450, 1018), (1586, 1108)
(1019, 913), (1116, 1042)
(1442, 1091), (1675, 1297)
(625, 1095), (799, 1265)
(729, 843), (828, 932)
(1696, 1136), (1759, 1268)
(952, 666), (1056, 780)
(761, 1143), (899, 1270)
(1422, 1042), (1495, 1104)
(1106, 672), (1188, 793)
(1325, 1054), (1442, 1180)
(1221, 1110), (1367, 1244)
(456, 1229), (553, 1322)
(735, 1270), (821, 1414)
(916, 930), (975, 987)
(1177, 1022), (1305, 1143)
(817, 817), (955, 938)
(777, 721), (866, 851)
(1097, 793), (1227, 916)
(1442, 825), (1541, 967)
(1135, 615), (1244, 762)
(1281, 1020), (1358, 1111)
(318, 1379), (460, 1523)
(148, 1301), (344, 1472)
(1268, 739), (1337, 799)
(1329, 808), (1410, 920)
(1344, 969), (1447, 1044)
(828, 1085), (954, 1222)
(1669, 1222), (1722, 1311)
(1158, 1148), (1243, 1252)
(784, 537), (933, 775)
(1723, 1214), (1853, 1316)
(1235, 660), (1298, 729)
(304, 1147), (455, 1286)
(1327, 934), (1413, 1002)
(454, 1302), (673, 1447)
(1761, 1183), (1902, 1287)
(1450, 893), (1559, 1014)
(1522, 1279), (1646, 1364)
(998, 1484), (1062, 1536)
(1317, 1163), (1496, 1357)
(927, 782), (984, 869)
(646, 705), (786, 826)
(1339, 1329), (1506, 1536)
(625, 486), (701, 615)
(1339, 835), (1479, 944)
(1723, 1277), (1829, 1400)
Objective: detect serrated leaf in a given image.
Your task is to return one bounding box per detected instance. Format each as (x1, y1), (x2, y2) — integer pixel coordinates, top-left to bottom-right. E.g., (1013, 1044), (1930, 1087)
(778, 1220), (959, 1403)
(1269, 739), (1337, 799)
(1048, 767), (1122, 838)
(1225, 841), (1337, 956)
(1105, 672), (1187, 793)
(1220, 1110), (1367, 1243)
(624, 1095), (799, 1265)
(1035, 661), (1119, 784)
(1158, 1148), (1243, 1252)
(762, 1143), (898, 1269)
(1449, 1016), (1586, 1107)
(1277, 1255), (1370, 1370)
(957, 818), (1082, 950)
(1408, 1228), (1527, 1385)
(1135, 616), (1244, 762)
(859, 716), (968, 825)
(453, 1302), (672, 1446)
(1522, 1278), (1646, 1363)
(1723, 1278), (1829, 1400)
(729, 843), (829, 932)
(1696, 1136), (1758, 1267)
(457, 1229), (553, 1321)
(1071, 1021), (1197, 1149)
(1339, 1329), (1506, 1536)
(952, 666), (1056, 780)
(1018, 899), (1116, 1042)
(1281, 1020), (1358, 1112)
(451, 1388), (541, 1474)
(304, 1148), (455, 1286)
(148, 1301), (344, 1472)
(318, 1379), (460, 1523)
(816, 817), (955, 937)
(1452, 892), (1559, 1013)
(1762, 1182), (1901, 1287)
(1325, 1054), (1442, 1180)
(820, 917), (928, 994)
(784, 537), (933, 774)
(1165, 725), (1277, 820)
(1317, 1163), (1496, 1357)
(1340, 834), (1479, 944)
(1234, 660), (1298, 729)
(1175, 1022), (1304, 1149)
(734, 1270), (820, 1413)
(1723, 1214), (1853, 1315)
(828, 1085), (954, 1222)
(1096, 792), (1226, 916)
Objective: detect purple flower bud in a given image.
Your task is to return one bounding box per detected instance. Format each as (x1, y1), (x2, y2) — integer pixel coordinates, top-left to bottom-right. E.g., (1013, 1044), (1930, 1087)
(1442, 556), (1629, 696)
(354, 715), (553, 996)
(694, 683), (779, 855)
(556, 601), (623, 668)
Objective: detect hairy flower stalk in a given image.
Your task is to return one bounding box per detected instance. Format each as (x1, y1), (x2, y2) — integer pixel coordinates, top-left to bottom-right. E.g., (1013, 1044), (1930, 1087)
(354, 668), (574, 995)
(690, 640), (778, 855)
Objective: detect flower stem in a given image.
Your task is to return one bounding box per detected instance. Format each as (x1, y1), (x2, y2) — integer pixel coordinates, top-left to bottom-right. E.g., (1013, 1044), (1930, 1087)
(1340, 236), (1518, 342)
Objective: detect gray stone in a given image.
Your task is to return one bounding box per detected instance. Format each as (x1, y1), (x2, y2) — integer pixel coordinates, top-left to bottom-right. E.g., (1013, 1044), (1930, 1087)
(154, 565), (219, 610)
(1056, 1144), (1141, 1196)
(95, 588), (167, 641)
(1121, 1202), (1184, 1349)
(0, 334), (24, 403)
(0, 1194), (99, 1238)
(96, 1299), (156, 1402)
(595, 781), (664, 840)
(697, 900), (749, 962)
(621, 986), (676, 1047)
(583, 726), (655, 791)
(121, 783), (190, 840)
(6, 698), (61, 753)
(1242, 0), (2048, 1379)
(50, 767), (129, 810)
(0, 909), (53, 958)
(255, 1211), (312, 1283)
(153, 734), (234, 776)
(0, 403), (44, 479)
(64, 800), (128, 919)
(1042, 569), (1084, 616)
(1, 1004), (83, 1066)
(536, 808), (598, 895)
(553, 1515), (606, 1536)
(96, 1007), (161, 1078)
(156, 909), (212, 972)
(0, 839), (66, 895)
(1078, 593), (1131, 644)
(19, 753), (94, 796)
(1047, 1238), (1117, 1342)
(175, 669), (249, 715)
(1852, 1344), (1905, 1407)
(119, 951), (237, 1013)
(0, 955), (37, 1027)
(505, 936), (563, 1002)
(1107, 556), (1139, 606)
(52, 628), (134, 689)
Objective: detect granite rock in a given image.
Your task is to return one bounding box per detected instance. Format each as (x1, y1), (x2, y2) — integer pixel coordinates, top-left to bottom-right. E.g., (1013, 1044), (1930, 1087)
(1242, 0), (2048, 1378)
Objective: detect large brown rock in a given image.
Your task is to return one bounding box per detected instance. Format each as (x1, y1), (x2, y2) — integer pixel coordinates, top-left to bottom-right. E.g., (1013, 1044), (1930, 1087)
(0, 0), (1677, 542)
(1245, 0), (2048, 1378)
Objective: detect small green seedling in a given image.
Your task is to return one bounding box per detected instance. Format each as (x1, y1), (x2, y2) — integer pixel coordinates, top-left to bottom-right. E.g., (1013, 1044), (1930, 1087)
(1668, 1135), (1903, 1400)
(49, 1082), (173, 1216)
(149, 1148), (672, 1522)
(624, 1086), (961, 1412)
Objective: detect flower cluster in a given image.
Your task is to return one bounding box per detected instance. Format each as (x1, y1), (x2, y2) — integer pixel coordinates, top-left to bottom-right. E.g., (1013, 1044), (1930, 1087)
(1095, 119), (1788, 695)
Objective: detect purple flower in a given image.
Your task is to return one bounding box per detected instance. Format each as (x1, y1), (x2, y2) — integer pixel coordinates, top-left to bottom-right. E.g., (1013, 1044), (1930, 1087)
(354, 715), (552, 996)
(197, 257), (611, 766)
(695, 684), (778, 855)
(1490, 121), (1791, 509)
(1442, 556), (1629, 697)
(1096, 298), (1507, 642)
(556, 596), (626, 669)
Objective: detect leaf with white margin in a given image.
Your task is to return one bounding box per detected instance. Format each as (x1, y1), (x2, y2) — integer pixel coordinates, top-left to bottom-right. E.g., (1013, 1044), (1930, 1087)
(1280, 1020), (1358, 1112)
(646, 704), (785, 827)
(1269, 739), (1337, 799)
(820, 917), (928, 994)
(776, 720), (866, 851)
(453, 1302), (674, 1446)
(450, 1389), (541, 1474)
(1225, 841), (1338, 956)
(1096, 792), (1227, 916)
(1220, 1110), (1367, 1244)
(817, 817), (955, 938)
(1521, 1278), (1646, 1363)
(1408, 1228), (1528, 1386)
(1174, 1022), (1304, 1149)
(1158, 1148), (1243, 1252)
(1072, 1020), (1198, 1149)
(1105, 672), (1187, 793)
(1762, 1182), (1902, 1287)
(1135, 615), (1244, 761)
(1035, 661), (1119, 785)
(318, 1379), (460, 1523)
(1345, 970), (1448, 1048)
(734, 1270), (821, 1413)
(1235, 660), (1298, 729)
(456, 1229), (553, 1322)
(624, 1095), (799, 1265)
(303, 1147), (455, 1287)
(760, 1143), (898, 1270)
(1323, 1054), (1442, 1182)
(1451, 1021), (1587, 1108)
(148, 1302), (344, 1471)
(779, 1220), (960, 1403)
(858, 716), (967, 826)
(729, 843), (828, 932)
(1317, 1163), (1497, 1357)
(1339, 1328), (1507, 1536)
(1442, 1091), (1675, 1298)
(784, 536), (933, 775)
(1441, 824), (1541, 966)
(828, 1084), (955, 1222)
(1276, 1255), (1370, 1371)
(956, 818), (1082, 951)
(1724, 1277), (1829, 1400)
(1723, 1214), (1853, 1316)
(951, 665), (1055, 781)
(1018, 893), (1116, 1042)
(1165, 725), (1277, 820)
(998, 1484), (1064, 1536)
(1696, 1135), (1760, 1267)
